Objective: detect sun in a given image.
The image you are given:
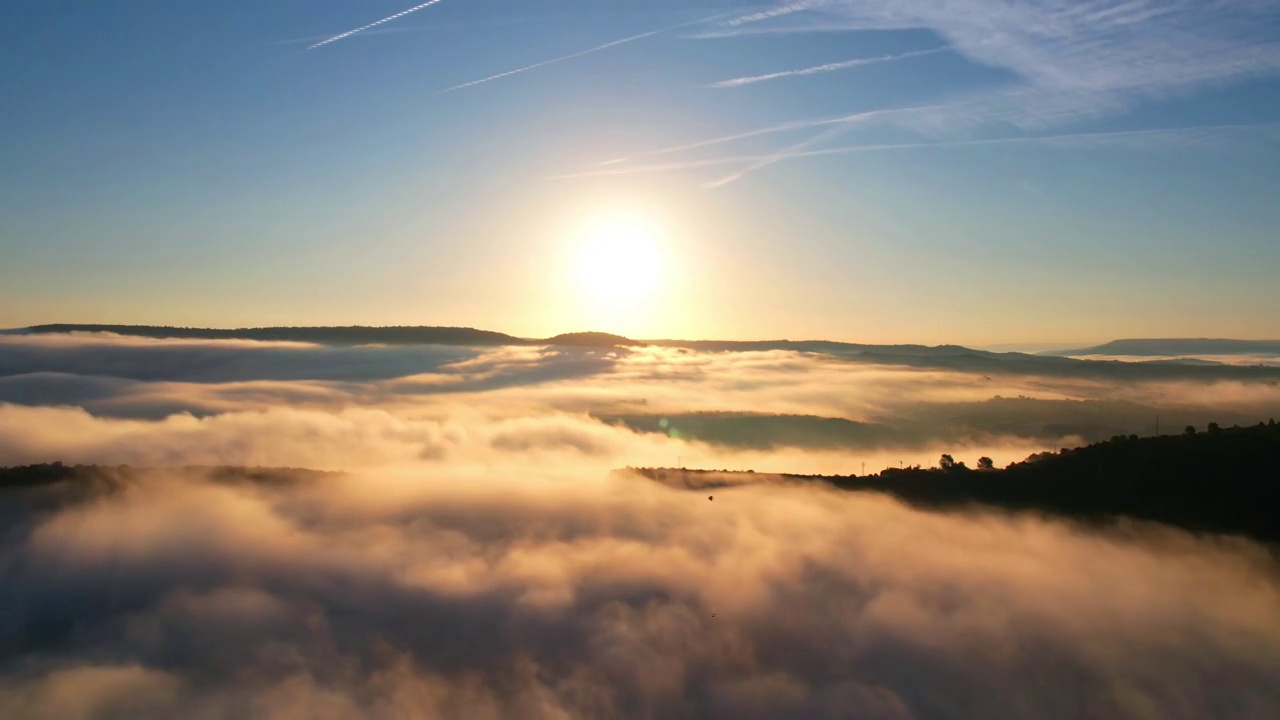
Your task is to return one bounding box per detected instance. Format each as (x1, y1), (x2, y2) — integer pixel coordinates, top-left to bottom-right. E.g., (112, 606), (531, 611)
(574, 219), (663, 309)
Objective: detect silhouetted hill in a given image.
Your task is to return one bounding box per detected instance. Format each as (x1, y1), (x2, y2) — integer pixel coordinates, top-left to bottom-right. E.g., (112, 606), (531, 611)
(1046, 338), (1280, 357)
(602, 399), (1267, 452)
(849, 348), (1280, 380)
(22, 324), (651, 349)
(643, 339), (1280, 380)
(600, 413), (888, 449)
(22, 324), (525, 346)
(628, 421), (1280, 544)
(15, 325), (1280, 381)
(8, 424), (1280, 543)
(545, 332), (641, 347)
(0, 463), (338, 490)
(645, 339), (992, 357)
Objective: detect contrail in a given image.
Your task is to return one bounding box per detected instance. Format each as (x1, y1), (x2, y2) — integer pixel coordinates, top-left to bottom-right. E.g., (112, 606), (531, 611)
(308, 0), (447, 50)
(440, 12), (732, 93)
(712, 46), (950, 88)
(703, 123), (857, 189)
(725, 1), (819, 27)
(603, 105), (938, 165)
(551, 123), (1280, 181)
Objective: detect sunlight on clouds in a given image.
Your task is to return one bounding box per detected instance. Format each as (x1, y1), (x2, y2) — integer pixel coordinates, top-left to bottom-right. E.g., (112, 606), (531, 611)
(3, 466), (1278, 718)
(2, 333), (1278, 476)
(3, 332), (1280, 716)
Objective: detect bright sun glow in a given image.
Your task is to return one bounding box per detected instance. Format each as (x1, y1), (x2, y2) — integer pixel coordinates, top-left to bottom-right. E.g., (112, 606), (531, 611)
(575, 220), (663, 309)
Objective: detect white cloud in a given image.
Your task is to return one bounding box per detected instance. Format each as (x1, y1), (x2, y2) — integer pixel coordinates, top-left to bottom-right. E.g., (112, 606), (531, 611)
(2, 331), (1280, 715)
(1, 467), (1277, 718)
(1, 333), (1278, 474)
(614, 0), (1280, 184)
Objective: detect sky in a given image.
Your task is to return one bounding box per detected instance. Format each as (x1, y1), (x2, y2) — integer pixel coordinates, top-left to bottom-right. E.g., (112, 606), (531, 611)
(2, 0), (1280, 345)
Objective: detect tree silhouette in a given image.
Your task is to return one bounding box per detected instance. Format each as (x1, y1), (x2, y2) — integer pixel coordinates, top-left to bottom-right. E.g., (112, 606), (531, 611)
(1208, 422), (1222, 433)
(977, 456), (995, 471)
(939, 454), (957, 470)
(1185, 425), (1197, 435)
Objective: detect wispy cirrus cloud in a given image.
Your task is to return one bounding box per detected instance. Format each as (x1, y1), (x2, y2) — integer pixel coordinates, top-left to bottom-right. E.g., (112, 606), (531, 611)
(726, 0), (1280, 130)
(603, 0), (1280, 185)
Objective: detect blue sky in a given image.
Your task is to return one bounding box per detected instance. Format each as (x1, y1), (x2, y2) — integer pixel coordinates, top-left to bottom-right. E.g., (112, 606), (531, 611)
(2, 0), (1279, 344)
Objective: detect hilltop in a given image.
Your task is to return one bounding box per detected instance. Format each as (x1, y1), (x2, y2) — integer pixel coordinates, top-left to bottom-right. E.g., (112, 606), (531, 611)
(544, 332), (641, 347)
(13, 325), (634, 349)
(1045, 338), (1280, 357)
(5, 423), (1279, 543)
(628, 421), (1280, 544)
(16, 324), (524, 346)
(9, 325), (1280, 381)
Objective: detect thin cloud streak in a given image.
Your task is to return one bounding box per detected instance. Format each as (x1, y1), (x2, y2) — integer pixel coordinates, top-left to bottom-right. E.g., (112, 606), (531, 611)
(704, 123), (859, 189)
(554, 123), (1280, 181)
(440, 28), (668, 93)
(277, 26), (423, 46)
(440, 13), (730, 93)
(689, 21), (905, 39)
(599, 105), (939, 167)
(308, 0), (448, 50)
(711, 46), (951, 88)
(725, 1), (820, 28)
(720, 0), (1280, 131)
(666, 0), (1280, 182)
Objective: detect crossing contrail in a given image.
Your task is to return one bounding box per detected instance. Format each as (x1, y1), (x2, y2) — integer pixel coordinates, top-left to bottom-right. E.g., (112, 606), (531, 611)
(440, 12), (732, 93)
(308, 0), (448, 50)
(599, 105), (937, 165)
(704, 123), (857, 189)
(551, 123), (1280, 180)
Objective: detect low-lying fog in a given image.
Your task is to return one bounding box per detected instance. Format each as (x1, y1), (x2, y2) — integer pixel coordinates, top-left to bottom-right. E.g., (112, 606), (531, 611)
(2, 333), (1279, 718)
(2, 332), (1278, 473)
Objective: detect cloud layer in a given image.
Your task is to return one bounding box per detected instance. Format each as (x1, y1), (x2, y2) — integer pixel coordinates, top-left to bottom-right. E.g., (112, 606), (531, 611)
(2, 467), (1278, 719)
(1, 332), (1279, 473)
(570, 0), (1280, 185)
(2, 332), (1280, 717)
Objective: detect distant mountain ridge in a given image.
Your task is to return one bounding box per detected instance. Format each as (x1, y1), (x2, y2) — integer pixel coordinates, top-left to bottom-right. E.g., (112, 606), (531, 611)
(9, 325), (1280, 380)
(16, 325), (1280, 356)
(12, 324), (649, 348)
(16, 324), (525, 346)
(1044, 338), (1280, 357)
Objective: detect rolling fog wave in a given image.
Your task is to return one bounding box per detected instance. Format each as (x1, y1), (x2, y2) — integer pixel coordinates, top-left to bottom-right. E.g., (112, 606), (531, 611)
(2, 333), (1280, 718)
(1, 469), (1278, 719)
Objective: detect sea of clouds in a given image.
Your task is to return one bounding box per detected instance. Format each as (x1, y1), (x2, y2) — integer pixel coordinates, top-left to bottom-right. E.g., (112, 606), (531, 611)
(2, 332), (1279, 718)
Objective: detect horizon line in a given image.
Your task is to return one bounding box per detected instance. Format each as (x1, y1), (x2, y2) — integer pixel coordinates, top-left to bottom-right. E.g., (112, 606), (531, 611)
(7, 322), (1280, 350)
